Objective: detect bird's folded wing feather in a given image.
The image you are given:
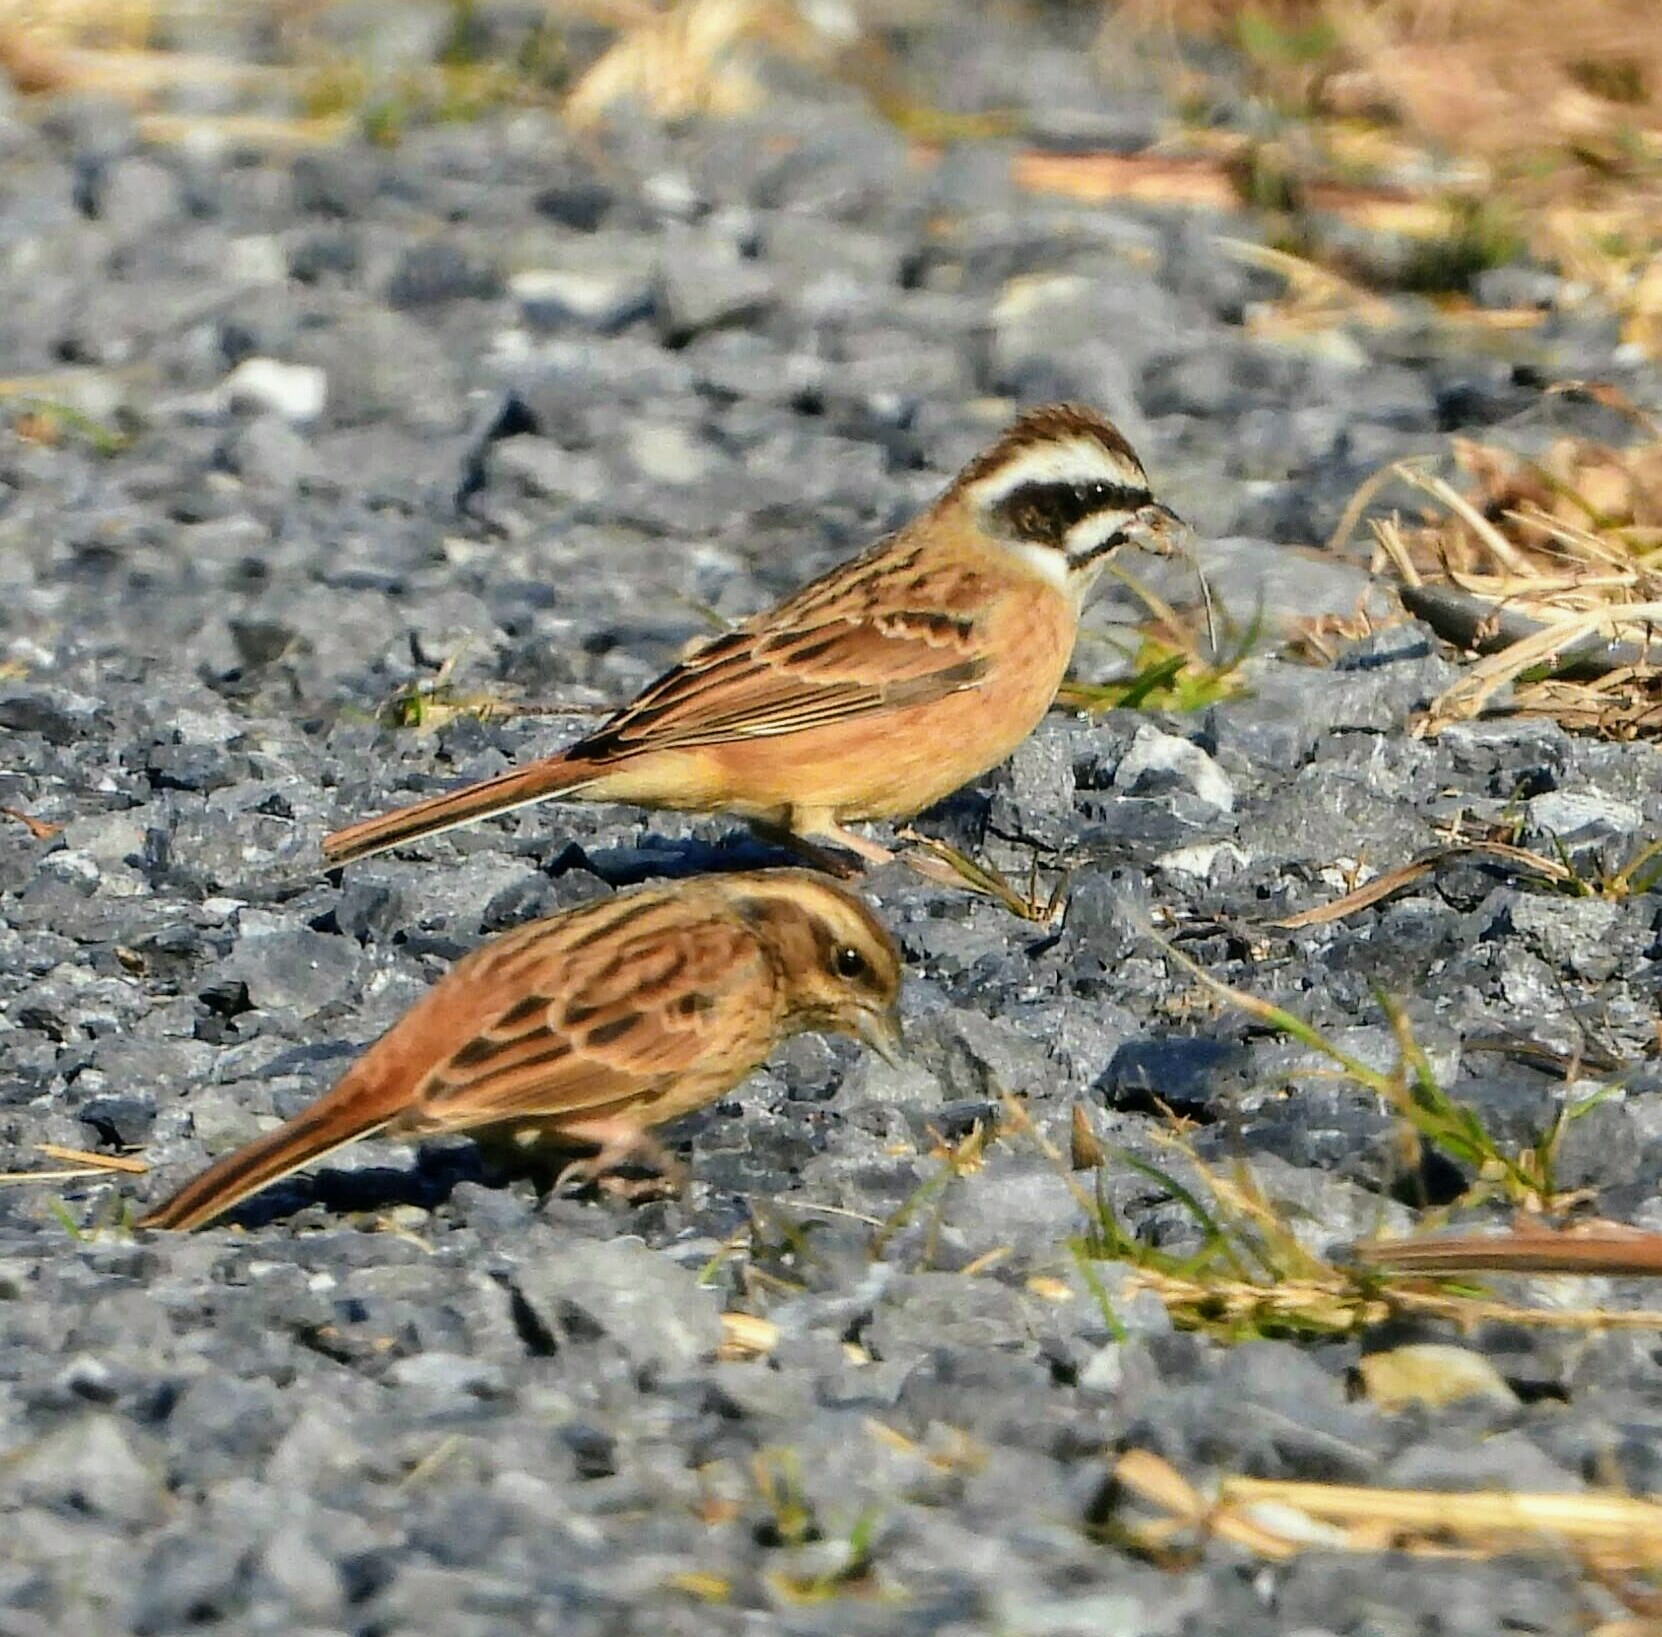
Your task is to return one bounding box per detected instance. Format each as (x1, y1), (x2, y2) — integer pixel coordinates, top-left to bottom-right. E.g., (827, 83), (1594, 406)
(409, 911), (772, 1127)
(582, 606), (989, 755)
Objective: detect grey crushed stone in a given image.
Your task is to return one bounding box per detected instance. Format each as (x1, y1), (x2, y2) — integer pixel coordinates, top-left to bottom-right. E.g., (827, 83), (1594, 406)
(2, 7), (1661, 1634)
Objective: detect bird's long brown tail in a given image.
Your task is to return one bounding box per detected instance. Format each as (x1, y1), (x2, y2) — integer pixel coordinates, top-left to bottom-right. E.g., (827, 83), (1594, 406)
(139, 1064), (406, 1232)
(322, 753), (603, 866)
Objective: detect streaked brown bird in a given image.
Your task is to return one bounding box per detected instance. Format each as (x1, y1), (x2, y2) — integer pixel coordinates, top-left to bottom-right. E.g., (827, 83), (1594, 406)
(139, 871), (902, 1231)
(322, 403), (1183, 871)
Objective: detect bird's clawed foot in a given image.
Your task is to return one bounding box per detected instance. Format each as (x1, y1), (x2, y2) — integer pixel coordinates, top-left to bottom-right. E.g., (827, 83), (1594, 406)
(548, 1119), (688, 1202)
(747, 820), (867, 880)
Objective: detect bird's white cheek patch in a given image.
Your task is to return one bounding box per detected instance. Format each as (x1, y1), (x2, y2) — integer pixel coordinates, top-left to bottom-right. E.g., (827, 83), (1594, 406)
(1004, 538), (1071, 593)
(1065, 513), (1127, 568)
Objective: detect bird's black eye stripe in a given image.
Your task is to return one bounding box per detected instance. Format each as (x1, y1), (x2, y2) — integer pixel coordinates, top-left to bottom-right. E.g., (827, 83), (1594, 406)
(833, 945), (867, 980)
(990, 480), (1150, 549)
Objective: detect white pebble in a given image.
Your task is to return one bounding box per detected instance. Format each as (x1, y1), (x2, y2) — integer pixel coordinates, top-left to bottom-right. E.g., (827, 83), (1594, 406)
(218, 358), (327, 424)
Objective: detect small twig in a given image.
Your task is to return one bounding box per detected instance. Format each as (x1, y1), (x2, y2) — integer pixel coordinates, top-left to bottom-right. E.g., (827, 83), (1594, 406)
(35, 1144), (146, 1175)
(895, 829), (1066, 922)
(1223, 1474), (1662, 1550)
(717, 1312), (779, 1359)
(1354, 1220), (1662, 1277)
(783, 1201), (887, 1229)
(1269, 833), (1625, 929)
(0, 1169), (119, 1186)
(1369, 515), (1423, 587)
(397, 1434), (466, 1492)
(1271, 856), (1438, 929)
(1544, 379), (1662, 440)
(1106, 561), (1202, 659)
(1115, 1448), (1662, 1568)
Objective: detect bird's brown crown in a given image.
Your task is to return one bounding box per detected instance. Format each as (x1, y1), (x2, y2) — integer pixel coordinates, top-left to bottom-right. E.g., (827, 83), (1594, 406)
(957, 403), (1147, 489)
(712, 870), (900, 1033)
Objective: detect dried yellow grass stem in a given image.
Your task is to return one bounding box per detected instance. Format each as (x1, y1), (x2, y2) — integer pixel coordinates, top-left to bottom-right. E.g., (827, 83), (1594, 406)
(561, 0), (827, 127)
(1423, 599), (1662, 729)
(1114, 1449), (1307, 1559)
(1224, 1476), (1662, 1561)
(0, 1142), (147, 1185)
(0, 1170), (117, 1185)
(717, 1311), (779, 1360)
(1392, 467), (1530, 574)
(1126, 1268), (1662, 1334)
(136, 112), (351, 149)
(1365, 434), (1662, 736)
(34, 1143), (146, 1174)
(1115, 1449), (1662, 1569)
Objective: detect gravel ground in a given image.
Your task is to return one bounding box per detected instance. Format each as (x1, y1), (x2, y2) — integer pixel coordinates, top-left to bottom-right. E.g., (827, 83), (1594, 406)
(4, 8), (1662, 1634)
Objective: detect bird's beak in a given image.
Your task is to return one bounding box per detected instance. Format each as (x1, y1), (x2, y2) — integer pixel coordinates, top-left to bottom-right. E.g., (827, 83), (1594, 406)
(857, 1004), (906, 1068)
(1123, 502), (1191, 559)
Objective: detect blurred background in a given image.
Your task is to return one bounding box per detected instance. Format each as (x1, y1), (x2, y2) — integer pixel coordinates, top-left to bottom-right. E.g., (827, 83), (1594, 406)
(5, 0), (1660, 359)
(5, 1), (1662, 732)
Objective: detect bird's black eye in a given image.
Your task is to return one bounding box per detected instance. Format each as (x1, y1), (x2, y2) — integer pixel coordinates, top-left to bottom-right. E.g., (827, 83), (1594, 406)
(989, 478), (1150, 549)
(833, 946), (867, 980)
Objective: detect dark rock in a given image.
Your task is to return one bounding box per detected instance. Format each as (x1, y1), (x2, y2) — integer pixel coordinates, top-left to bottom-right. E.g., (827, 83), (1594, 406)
(385, 240), (503, 308)
(77, 1093), (156, 1147)
(0, 684), (100, 744)
(1104, 1036), (1250, 1116)
(1063, 867), (1153, 965)
(534, 177), (614, 232)
(213, 926), (360, 1019)
(511, 1235), (724, 1375)
(656, 232), (775, 338)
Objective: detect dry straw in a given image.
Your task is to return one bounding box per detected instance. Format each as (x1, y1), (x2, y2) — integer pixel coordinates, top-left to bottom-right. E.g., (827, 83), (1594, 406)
(1365, 422), (1662, 737)
(1115, 1448), (1662, 1576)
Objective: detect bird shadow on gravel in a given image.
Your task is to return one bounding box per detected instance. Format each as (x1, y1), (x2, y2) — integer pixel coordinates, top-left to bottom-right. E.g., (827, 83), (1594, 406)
(571, 828), (814, 885)
(182, 1143), (497, 1233)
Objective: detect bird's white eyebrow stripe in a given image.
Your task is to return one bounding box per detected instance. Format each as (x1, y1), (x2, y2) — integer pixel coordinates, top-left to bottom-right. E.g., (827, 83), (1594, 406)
(966, 437), (1147, 505)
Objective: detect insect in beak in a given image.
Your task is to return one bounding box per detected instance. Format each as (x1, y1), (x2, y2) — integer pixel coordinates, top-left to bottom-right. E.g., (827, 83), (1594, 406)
(1123, 502), (1191, 559)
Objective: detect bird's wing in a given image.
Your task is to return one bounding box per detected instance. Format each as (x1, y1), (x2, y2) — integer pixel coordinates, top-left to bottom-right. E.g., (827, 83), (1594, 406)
(579, 552), (994, 756)
(409, 899), (775, 1129)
